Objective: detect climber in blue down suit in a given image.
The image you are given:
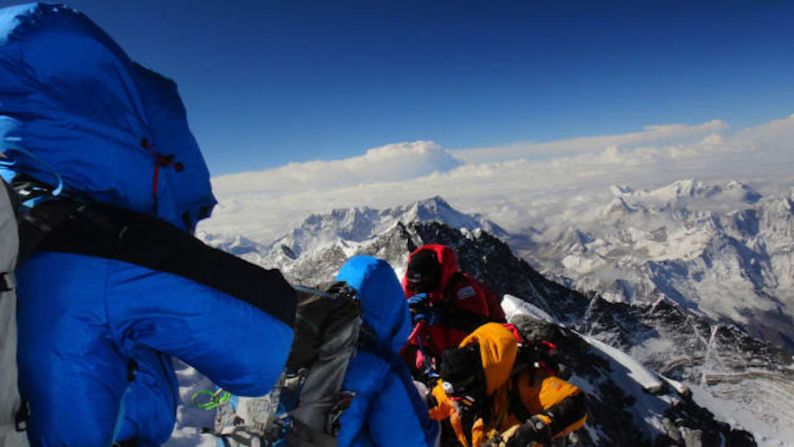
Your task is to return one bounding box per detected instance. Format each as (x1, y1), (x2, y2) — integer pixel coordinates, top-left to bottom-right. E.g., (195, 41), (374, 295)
(0, 4), (295, 445)
(334, 256), (440, 446)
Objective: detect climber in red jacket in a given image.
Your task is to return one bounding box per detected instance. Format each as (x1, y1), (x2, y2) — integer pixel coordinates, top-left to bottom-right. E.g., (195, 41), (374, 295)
(401, 244), (505, 383)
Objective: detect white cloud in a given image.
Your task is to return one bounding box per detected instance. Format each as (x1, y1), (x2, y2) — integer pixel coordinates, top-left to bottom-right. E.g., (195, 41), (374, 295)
(451, 120), (728, 163)
(213, 140), (462, 196)
(201, 115), (794, 243)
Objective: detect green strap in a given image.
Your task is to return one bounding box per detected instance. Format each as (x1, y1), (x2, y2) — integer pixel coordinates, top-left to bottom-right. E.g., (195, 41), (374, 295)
(192, 388), (231, 410)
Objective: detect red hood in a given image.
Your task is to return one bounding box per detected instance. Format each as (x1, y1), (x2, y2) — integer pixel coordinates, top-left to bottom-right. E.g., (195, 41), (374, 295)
(403, 244), (459, 303)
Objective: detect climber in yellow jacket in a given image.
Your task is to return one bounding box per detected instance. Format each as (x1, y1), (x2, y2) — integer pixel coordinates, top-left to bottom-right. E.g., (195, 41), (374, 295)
(428, 323), (588, 447)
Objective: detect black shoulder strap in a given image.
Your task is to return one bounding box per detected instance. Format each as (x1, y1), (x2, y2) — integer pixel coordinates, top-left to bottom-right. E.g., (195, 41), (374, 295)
(357, 327), (388, 359)
(16, 198), (82, 265)
(458, 395), (492, 446)
(34, 200), (296, 326)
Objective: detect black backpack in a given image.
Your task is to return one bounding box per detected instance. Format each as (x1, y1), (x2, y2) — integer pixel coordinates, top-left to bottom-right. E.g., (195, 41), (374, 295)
(210, 282), (362, 447)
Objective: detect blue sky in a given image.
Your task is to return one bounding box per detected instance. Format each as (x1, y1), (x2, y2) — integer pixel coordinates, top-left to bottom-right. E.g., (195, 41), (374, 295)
(3, 0), (793, 175)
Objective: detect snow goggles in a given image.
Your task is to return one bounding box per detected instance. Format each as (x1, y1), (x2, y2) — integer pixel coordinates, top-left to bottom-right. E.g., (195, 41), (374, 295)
(406, 250), (440, 293)
(406, 272), (438, 294)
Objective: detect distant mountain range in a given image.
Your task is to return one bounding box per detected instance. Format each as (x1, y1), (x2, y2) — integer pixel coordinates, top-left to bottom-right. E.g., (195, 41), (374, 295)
(522, 179), (794, 353)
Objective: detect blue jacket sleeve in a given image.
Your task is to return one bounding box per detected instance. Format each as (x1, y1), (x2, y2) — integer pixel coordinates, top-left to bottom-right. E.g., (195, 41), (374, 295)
(366, 363), (439, 446)
(337, 353), (379, 446)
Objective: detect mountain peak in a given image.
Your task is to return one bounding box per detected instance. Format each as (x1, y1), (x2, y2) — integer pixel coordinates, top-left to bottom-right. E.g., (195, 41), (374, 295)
(263, 196), (504, 263)
(405, 196), (510, 237)
(615, 179), (764, 209)
(404, 195), (480, 228)
(652, 179), (717, 200)
(415, 194), (450, 208)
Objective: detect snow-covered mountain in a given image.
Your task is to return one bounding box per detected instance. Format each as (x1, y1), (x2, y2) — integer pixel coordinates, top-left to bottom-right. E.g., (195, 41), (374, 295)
(194, 195), (794, 445)
(523, 179), (794, 352)
(200, 196), (507, 283)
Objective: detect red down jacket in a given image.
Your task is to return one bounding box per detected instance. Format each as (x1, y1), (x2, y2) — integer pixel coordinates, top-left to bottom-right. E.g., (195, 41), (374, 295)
(402, 244), (505, 371)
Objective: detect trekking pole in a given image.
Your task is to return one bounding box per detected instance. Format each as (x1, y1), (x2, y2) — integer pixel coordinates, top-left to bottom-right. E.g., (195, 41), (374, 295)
(410, 321), (440, 382)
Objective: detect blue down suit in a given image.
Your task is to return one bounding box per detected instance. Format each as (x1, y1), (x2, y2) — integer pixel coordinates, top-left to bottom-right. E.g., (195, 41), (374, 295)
(335, 256), (439, 446)
(0, 4), (295, 445)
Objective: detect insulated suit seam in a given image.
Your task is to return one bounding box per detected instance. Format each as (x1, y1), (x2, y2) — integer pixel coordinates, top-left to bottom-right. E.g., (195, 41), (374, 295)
(102, 257), (112, 328)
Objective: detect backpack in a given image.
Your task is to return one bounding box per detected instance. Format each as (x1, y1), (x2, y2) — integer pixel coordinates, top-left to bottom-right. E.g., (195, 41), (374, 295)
(210, 282), (362, 447)
(503, 319), (569, 380)
(0, 179), (29, 447)
(500, 318), (571, 434)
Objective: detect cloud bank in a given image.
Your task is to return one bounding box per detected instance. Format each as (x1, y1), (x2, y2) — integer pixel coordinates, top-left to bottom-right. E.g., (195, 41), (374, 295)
(215, 140), (462, 196)
(202, 115), (794, 243)
(452, 120), (729, 163)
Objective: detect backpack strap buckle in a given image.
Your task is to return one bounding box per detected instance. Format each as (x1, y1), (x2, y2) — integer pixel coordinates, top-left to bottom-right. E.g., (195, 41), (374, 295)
(326, 391), (356, 436)
(15, 400), (29, 432)
(0, 272), (15, 292)
(264, 413), (290, 443)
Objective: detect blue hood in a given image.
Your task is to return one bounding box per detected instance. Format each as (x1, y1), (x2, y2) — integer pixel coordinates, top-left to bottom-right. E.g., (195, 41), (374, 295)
(0, 3), (216, 231)
(336, 256), (411, 354)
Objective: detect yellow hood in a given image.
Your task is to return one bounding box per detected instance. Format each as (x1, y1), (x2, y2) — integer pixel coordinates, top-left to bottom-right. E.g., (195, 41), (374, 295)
(459, 323), (518, 396)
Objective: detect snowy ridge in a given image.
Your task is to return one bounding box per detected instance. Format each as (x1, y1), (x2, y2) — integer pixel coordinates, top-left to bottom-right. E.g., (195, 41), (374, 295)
(581, 333), (665, 394)
(500, 294), (556, 323)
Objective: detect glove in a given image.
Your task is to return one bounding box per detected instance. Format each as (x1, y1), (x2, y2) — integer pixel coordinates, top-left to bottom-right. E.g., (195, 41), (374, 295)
(506, 416), (551, 447)
(407, 293), (430, 323)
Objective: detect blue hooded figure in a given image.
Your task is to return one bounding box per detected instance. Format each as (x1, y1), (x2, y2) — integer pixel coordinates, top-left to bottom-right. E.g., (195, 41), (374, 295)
(334, 256), (440, 446)
(0, 4), (295, 445)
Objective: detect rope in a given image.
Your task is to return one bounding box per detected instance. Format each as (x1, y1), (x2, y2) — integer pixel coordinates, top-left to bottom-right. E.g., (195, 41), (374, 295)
(192, 388), (231, 410)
